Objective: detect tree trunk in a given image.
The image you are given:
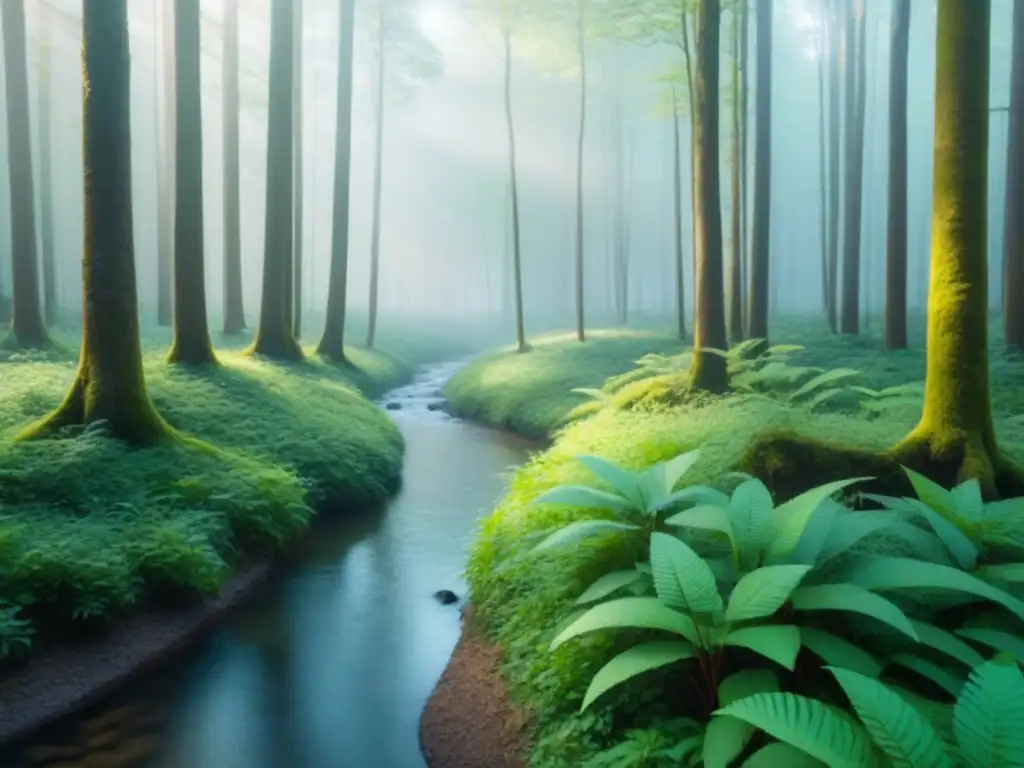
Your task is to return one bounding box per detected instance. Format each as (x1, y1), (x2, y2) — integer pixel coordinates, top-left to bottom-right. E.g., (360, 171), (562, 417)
(253, 0), (303, 361)
(690, 0), (729, 394)
(826, 0), (841, 333)
(167, 0), (217, 365)
(573, 0), (587, 342)
(745, 0), (772, 345)
(680, 9), (698, 327)
(728, 3), (743, 344)
(0, 0), (50, 349)
(366, 0), (387, 349)
(672, 90), (686, 340)
(885, 0), (910, 349)
(292, 0), (305, 339)
(1004, 0), (1024, 348)
(502, 23), (528, 353)
(316, 0), (355, 362)
(739, 0), (749, 313)
(891, 0), (1000, 489)
(817, 3), (828, 322)
(610, 81), (629, 326)
(222, 0), (245, 335)
(839, 0), (867, 334)
(37, 6), (57, 328)
(157, 0), (175, 327)
(22, 0), (169, 443)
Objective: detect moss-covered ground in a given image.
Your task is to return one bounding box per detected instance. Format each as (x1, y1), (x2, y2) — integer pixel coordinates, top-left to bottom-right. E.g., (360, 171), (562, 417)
(448, 315), (1024, 766)
(0, 323), (472, 666)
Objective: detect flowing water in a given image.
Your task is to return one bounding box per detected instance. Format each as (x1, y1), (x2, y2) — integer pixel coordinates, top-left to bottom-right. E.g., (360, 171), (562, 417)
(3, 362), (534, 768)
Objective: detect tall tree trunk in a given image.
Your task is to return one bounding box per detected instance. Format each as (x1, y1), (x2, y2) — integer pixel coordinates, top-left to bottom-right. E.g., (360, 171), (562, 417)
(23, 0), (169, 443)
(826, 0), (841, 333)
(672, 89), (686, 339)
(739, 0), (749, 311)
(681, 8), (698, 327)
(891, 0), (1001, 490)
(222, 0), (245, 335)
(292, 0), (305, 339)
(366, 0), (387, 348)
(690, 0), (729, 393)
(167, 0), (217, 365)
(728, 3), (744, 343)
(37, 6), (57, 327)
(0, 0), (50, 349)
(817, 3), (829, 321)
(839, 0), (867, 334)
(1004, 0), (1024, 348)
(502, 22), (528, 352)
(885, 0), (910, 349)
(157, 0), (175, 327)
(573, 0), (587, 342)
(610, 81), (629, 326)
(745, 0), (772, 344)
(316, 0), (355, 361)
(254, 0), (303, 360)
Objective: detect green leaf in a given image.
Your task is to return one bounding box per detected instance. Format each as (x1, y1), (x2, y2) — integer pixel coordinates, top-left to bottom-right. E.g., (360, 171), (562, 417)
(580, 640), (695, 711)
(790, 584), (918, 640)
(726, 565), (811, 622)
(702, 715), (756, 768)
(956, 627), (1024, 662)
(950, 479), (984, 523)
(718, 669), (780, 706)
(903, 467), (955, 520)
(550, 597), (700, 649)
(887, 655), (965, 697)
(768, 478), (869, 559)
(742, 742), (828, 766)
(789, 368), (861, 400)
(654, 484), (730, 512)
(533, 485), (637, 516)
(532, 519), (642, 551)
(904, 498), (978, 571)
(729, 479), (775, 556)
(788, 502), (840, 566)
(664, 504), (735, 543)
(974, 563), (1024, 583)
(909, 620), (986, 669)
(828, 666), (954, 768)
(799, 627), (884, 678)
(576, 569), (646, 605)
(715, 692), (878, 767)
(650, 532), (723, 614)
(658, 449), (701, 495)
(576, 456), (644, 507)
(954, 656), (1024, 768)
(724, 625), (802, 670)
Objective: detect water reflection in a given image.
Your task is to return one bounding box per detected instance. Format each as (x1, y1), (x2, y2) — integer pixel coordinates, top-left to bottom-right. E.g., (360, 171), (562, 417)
(6, 387), (533, 768)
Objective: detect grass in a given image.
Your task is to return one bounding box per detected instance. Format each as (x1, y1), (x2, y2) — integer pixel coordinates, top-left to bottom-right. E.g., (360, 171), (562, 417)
(0, 323), (468, 667)
(451, 314), (1024, 766)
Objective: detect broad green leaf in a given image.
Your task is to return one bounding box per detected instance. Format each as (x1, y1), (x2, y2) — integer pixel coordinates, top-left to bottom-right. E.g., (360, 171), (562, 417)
(799, 627), (883, 678)
(580, 640), (695, 711)
(533, 485), (636, 516)
(954, 656), (1024, 768)
(650, 532), (723, 614)
(726, 565), (811, 622)
(791, 584), (918, 640)
(904, 498), (978, 571)
(718, 669), (780, 706)
(789, 368), (861, 400)
(828, 666), (954, 768)
(703, 715), (756, 768)
(576, 569), (646, 605)
(576, 456), (644, 507)
(724, 625), (802, 670)
(974, 563), (1024, 583)
(532, 519), (641, 551)
(550, 597), (699, 649)
(715, 692), (878, 767)
(769, 478), (870, 559)
(729, 479), (775, 556)
(787, 502), (840, 567)
(664, 504), (735, 543)
(909, 620), (985, 669)
(950, 479), (984, 523)
(742, 742), (828, 766)
(956, 627), (1024, 661)
(887, 655), (964, 697)
(816, 512), (951, 566)
(887, 683), (956, 745)
(654, 484), (730, 512)
(657, 733), (704, 762)
(658, 449), (701, 495)
(903, 467), (955, 521)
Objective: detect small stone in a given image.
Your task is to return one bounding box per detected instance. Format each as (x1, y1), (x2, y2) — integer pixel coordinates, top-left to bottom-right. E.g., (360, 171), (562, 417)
(385, 402), (402, 410)
(433, 589), (459, 605)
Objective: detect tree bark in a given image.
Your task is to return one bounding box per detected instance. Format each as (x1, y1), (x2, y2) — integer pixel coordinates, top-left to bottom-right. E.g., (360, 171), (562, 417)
(316, 0), (356, 361)
(690, 0), (729, 394)
(1003, 0), (1024, 348)
(817, 2), (828, 322)
(680, 8), (698, 328)
(167, 0), (217, 365)
(22, 0), (169, 444)
(739, 0), (749, 313)
(573, 0), (587, 342)
(672, 89), (686, 340)
(745, 0), (771, 345)
(891, 0), (1000, 490)
(826, 0), (841, 333)
(157, 0), (175, 327)
(290, 0), (304, 339)
(222, 0), (245, 335)
(502, 21), (528, 353)
(1, 0), (50, 349)
(839, 0), (867, 334)
(728, 3), (743, 344)
(885, 0), (910, 349)
(253, 0), (304, 361)
(37, 5), (57, 328)
(366, 0), (387, 349)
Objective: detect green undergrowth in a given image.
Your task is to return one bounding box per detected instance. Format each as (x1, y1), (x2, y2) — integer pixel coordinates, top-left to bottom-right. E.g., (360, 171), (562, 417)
(0, 340), (420, 666)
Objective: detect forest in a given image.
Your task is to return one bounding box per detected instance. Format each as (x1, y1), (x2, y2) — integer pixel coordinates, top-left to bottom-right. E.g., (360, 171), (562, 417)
(2, 0), (1024, 767)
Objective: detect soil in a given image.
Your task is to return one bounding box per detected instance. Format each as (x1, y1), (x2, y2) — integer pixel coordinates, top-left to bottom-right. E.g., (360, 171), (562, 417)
(420, 605), (530, 768)
(0, 562), (273, 745)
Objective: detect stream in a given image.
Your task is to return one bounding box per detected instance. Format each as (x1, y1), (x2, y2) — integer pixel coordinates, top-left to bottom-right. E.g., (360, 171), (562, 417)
(4, 362), (534, 768)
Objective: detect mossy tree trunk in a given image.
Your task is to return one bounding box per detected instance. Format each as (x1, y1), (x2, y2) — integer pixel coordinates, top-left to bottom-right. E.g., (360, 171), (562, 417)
(745, 0), (771, 346)
(890, 0), (1002, 489)
(1, 0), (50, 349)
(573, 0), (588, 343)
(222, 0), (245, 336)
(671, 88), (686, 340)
(1003, 0), (1024, 349)
(316, 0), (356, 362)
(885, 0), (910, 349)
(690, 0), (729, 394)
(826, 0), (841, 333)
(167, 0), (217, 366)
(291, 0), (305, 340)
(252, 0), (304, 361)
(366, 0), (387, 349)
(37, 7), (57, 328)
(839, 0), (867, 335)
(727, 3), (744, 344)
(21, 0), (169, 445)
(156, 0), (175, 328)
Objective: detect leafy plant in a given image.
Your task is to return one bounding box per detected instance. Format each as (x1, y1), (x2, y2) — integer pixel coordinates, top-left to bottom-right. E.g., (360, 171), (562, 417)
(0, 601), (34, 660)
(848, 381), (925, 416)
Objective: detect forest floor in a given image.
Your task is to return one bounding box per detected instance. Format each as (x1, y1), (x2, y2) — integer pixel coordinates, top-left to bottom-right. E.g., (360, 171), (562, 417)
(0, 323), (472, 672)
(438, 313), (1024, 767)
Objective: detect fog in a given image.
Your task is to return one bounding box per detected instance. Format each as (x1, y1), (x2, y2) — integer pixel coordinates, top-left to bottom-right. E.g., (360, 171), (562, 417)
(0, 0), (1016, 334)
